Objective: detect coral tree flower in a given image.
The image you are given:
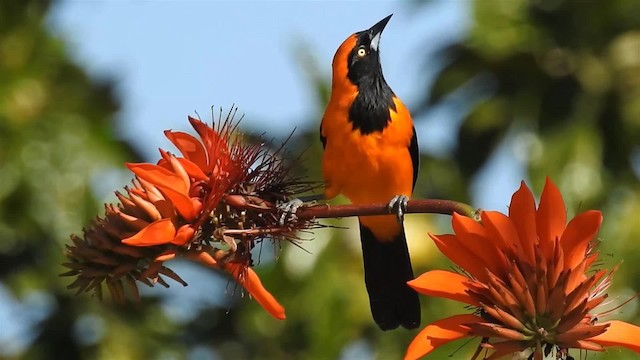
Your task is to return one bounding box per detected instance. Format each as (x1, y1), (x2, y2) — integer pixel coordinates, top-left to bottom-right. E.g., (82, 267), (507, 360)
(64, 110), (311, 321)
(406, 178), (640, 359)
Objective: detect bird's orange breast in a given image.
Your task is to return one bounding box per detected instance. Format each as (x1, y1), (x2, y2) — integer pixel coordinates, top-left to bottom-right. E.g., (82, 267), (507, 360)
(321, 96), (415, 240)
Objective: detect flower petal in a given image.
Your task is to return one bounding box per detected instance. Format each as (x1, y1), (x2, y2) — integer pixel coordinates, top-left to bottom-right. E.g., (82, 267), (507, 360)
(122, 218), (176, 246)
(508, 181), (537, 264)
(407, 270), (479, 306)
(127, 163), (188, 195)
(176, 158), (208, 181)
(154, 185), (198, 221)
(451, 214), (507, 275)
(223, 262), (286, 320)
(189, 116), (231, 173)
(430, 234), (489, 282)
(185, 249), (219, 267)
(404, 314), (482, 360)
(170, 225), (195, 246)
(451, 212), (487, 237)
(164, 130), (208, 170)
(484, 340), (529, 360)
(560, 210), (602, 269)
(477, 212), (522, 279)
(587, 320), (640, 353)
(481, 211), (518, 253)
(536, 177), (566, 255)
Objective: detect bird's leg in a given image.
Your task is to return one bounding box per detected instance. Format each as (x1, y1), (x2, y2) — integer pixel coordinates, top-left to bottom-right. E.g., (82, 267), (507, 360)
(388, 194), (409, 224)
(278, 193), (325, 226)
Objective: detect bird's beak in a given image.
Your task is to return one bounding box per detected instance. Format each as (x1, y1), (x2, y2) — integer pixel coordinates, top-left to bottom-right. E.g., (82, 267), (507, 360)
(368, 14), (392, 52)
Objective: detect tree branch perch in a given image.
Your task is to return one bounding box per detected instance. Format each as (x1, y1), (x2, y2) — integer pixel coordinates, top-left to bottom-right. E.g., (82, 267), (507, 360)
(294, 199), (478, 220)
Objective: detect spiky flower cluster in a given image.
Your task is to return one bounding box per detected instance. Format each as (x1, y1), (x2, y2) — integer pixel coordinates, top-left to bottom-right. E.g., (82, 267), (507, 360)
(405, 179), (640, 359)
(62, 108), (316, 319)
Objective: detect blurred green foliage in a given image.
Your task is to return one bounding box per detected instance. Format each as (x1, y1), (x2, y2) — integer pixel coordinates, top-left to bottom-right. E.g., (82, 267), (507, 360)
(1, 0), (639, 359)
(0, 1), (177, 359)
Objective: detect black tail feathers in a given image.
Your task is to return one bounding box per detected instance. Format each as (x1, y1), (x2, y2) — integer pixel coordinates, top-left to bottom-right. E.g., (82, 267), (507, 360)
(359, 222), (421, 330)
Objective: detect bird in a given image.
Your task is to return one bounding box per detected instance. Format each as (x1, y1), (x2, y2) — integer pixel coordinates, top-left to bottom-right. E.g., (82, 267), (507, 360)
(320, 14), (421, 331)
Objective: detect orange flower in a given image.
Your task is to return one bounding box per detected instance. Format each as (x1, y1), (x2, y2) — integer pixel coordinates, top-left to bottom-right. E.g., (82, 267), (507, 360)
(64, 111), (313, 320)
(120, 116), (286, 319)
(121, 117), (235, 247)
(406, 178), (640, 359)
(182, 250), (285, 320)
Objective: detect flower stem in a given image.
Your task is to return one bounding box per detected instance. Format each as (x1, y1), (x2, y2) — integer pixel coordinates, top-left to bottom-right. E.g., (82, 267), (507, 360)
(295, 199), (478, 220)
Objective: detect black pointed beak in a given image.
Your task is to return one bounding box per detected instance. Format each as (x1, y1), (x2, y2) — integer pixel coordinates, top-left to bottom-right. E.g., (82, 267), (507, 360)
(367, 14), (392, 51)
(369, 14), (392, 35)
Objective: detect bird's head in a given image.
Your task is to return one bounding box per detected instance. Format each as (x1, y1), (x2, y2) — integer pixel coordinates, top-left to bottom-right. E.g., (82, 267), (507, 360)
(332, 14), (392, 89)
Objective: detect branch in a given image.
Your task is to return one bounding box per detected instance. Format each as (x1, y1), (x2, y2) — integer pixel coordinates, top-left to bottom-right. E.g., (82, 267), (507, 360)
(295, 199), (478, 220)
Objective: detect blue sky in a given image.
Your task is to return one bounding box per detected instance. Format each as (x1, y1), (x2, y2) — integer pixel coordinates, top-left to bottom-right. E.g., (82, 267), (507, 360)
(47, 1), (464, 143)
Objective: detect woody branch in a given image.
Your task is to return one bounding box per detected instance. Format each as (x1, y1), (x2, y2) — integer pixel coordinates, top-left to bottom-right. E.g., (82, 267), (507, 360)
(182, 198), (480, 263)
(294, 199), (478, 220)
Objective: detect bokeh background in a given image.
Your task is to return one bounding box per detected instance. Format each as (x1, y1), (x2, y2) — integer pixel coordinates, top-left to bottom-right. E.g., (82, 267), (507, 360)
(1, 0), (640, 359)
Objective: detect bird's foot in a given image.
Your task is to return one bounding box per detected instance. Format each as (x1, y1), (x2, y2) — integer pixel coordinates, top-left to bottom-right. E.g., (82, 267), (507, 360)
(388, 195), (409, 224)
(277, 198), (305, 226)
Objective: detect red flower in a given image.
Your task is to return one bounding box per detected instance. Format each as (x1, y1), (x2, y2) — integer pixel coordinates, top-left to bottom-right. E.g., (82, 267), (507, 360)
(406, 178), (640, 359)
(64, 112), (313, 320)
(121, 117), (235, 247)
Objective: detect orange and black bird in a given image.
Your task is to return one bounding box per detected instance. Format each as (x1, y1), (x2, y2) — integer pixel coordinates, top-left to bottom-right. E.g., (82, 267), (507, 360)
(320, 14), (420, 330)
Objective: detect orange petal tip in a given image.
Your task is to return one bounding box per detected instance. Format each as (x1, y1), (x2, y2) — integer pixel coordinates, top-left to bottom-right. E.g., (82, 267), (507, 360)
(121, 218), (176, 246)
(407, 270), (478, 306)
(588, 320), (640, 353)
(170, 225), (195, 246)
(405, 314), (482, 360)
(225, 263), (286, 320)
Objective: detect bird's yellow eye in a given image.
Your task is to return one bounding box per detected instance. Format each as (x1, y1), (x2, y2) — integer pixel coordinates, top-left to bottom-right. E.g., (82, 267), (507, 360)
(357, 47), (367, 57)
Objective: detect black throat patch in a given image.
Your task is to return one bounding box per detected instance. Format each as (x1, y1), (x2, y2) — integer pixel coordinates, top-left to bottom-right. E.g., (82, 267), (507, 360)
(348, 76), (396, 135)
(346, 32), (396, 135)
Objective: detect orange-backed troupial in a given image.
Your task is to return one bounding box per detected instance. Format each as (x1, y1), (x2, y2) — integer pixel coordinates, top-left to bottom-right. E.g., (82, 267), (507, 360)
(320, 14), (420, 330)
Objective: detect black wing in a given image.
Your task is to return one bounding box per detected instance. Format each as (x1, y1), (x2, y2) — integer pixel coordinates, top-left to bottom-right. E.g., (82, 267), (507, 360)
(320, 124), (327, 149)
(409, 126), (419, 190)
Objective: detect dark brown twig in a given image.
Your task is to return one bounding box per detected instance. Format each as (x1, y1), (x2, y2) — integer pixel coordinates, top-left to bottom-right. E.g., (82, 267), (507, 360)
(295, 199), (478, 220)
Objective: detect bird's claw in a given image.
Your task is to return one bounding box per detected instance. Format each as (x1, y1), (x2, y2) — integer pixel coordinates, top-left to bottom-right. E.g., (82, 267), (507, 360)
(278, 198), (304, 226)
(388, 195), (409, 224)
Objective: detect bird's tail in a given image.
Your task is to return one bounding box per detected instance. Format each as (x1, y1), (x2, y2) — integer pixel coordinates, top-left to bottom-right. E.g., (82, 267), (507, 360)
(359, 221), (421, 330)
